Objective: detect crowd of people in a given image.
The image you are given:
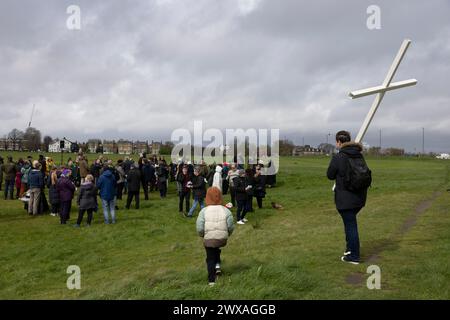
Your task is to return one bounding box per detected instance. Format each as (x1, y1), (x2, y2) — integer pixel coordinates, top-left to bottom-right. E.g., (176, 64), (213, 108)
(0, 152), (276, 228)
(1, 130), (369, 284)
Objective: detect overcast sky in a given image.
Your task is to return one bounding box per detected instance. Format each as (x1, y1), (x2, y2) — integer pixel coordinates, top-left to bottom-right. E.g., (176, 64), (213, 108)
(0, 0), (449, 152)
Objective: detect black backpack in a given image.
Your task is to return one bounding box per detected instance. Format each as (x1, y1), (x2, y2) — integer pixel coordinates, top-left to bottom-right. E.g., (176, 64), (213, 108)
(343, 155), (372, 191)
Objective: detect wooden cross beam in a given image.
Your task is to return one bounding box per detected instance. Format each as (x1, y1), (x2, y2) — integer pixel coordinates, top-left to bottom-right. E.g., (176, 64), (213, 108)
(350, 39), (417, 143)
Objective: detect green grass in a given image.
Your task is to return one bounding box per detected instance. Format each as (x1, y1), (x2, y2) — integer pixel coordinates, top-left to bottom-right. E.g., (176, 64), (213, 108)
(0, 152), (449, 299)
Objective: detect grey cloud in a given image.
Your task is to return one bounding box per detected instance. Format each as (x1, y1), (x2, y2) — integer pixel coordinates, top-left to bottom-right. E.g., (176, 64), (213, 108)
(0, 0), (449, 152)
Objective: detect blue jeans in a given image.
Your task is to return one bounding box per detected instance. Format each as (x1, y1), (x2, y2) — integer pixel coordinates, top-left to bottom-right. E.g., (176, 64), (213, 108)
(102, 198), (116, 223)
(188, 197), (205, 217)
(338, 208), (361, 261)
(4, 179), (14, 200)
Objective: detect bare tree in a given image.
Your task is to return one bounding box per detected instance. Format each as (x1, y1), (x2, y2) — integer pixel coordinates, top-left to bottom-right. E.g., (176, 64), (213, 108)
(43, 135), (53, 152)
(1, 134), (8, 150)
(24, 127), (42, 151)
(7, 129), (25, 151)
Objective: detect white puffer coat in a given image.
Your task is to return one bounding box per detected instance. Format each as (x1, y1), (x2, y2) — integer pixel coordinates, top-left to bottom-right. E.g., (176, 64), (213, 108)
(196, 205), (234, 248)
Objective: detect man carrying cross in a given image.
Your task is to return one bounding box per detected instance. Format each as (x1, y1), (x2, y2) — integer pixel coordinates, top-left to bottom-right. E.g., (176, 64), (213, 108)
(327, 40), (417, 264)
(327, 131), (369, 264)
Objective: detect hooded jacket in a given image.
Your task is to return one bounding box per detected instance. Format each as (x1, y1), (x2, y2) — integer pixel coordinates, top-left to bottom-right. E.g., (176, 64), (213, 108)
(56, 176), (76, 202)
(327, 142), (368, 210)
(212, 166), (223, 192)
(196, 187), (234, 248)
(77, 182), (98, 210)
(126, 167), (141, 192)
(191, 174), (207, 199)
(96, 170), (116, 201)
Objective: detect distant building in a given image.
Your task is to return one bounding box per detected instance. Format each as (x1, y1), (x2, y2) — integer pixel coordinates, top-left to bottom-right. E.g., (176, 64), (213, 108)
(102, 140), (117, 154)
(149, 140), (161, 155)
(436, 153), (450, 160)
(87, 139), (102, 153)
(0, 138), (24, 151)
(133, 141), (148, 155)
(117, 140), (133, 154)
(48, 139), (72, 153)
(292, 145), (324, 156)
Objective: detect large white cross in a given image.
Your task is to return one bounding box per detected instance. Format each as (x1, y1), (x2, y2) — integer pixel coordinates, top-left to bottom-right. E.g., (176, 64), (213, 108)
(350, 39), (417, 143)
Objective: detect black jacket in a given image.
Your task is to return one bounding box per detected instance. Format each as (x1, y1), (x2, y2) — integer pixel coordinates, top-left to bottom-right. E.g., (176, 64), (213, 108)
(245, 175), (255, 197)
(127, 168), (141, 192)
(234, 176), (248, 201)
(254, 174), (266, 198)
(157, 166), (168, 182)
(142, 163), (155, 182)
(77, 182), (98, 210)
(191, 174), (206, 199)
(327, 142), (368, 210)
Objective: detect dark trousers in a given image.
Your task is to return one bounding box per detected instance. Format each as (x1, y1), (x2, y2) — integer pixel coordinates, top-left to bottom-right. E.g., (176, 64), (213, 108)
(123, 180), (128, 194)
(149, 179), (156, 192)
(77, 209), (93, 225)
(256, 197), (263, 209)
(159, 181), (167, 198)
(179, 191), (191, 212)
(236, 199), (248, 221)
(142, 180), (149, 200)
(338, 208), (361, 261)
(205, 247), (221, 283)
(51, 203), (60, 214)
(126, 191), (140, 209)
(246, 195), (253, 212)
(222, 179), (229, 195)
(60, 201), (71, 224)
(230, 187), (236, 207)
(116, 182), (124, 200)
(4, 179), (14, 200)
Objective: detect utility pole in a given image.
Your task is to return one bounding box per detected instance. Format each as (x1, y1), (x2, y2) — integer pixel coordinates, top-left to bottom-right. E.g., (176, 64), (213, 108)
(422, 127), (425, 155)
(379, 129), (382, 149)
(61, 137), (66, 166)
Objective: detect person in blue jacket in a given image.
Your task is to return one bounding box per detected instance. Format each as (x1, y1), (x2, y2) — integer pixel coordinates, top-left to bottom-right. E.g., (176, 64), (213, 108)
(96, 168), (117, 224)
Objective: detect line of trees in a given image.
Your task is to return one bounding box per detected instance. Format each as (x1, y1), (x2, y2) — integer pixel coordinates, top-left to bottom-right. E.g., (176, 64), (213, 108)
(1, 127), (46, 152)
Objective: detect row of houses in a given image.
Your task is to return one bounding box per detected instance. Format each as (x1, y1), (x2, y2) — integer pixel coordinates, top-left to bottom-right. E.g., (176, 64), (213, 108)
(292, 145), (325, 156)
(47, 139), (162, 155)
(0, 138), (23, 151)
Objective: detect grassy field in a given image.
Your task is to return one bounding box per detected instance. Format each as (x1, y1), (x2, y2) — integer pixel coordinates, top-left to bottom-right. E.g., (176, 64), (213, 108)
(0, 151), (449, 299)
